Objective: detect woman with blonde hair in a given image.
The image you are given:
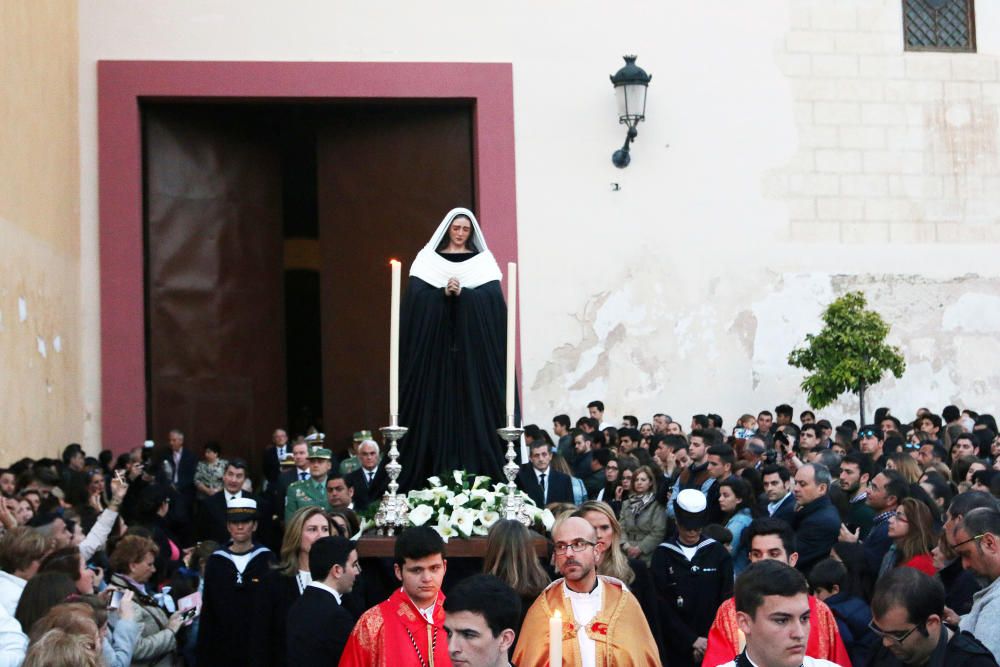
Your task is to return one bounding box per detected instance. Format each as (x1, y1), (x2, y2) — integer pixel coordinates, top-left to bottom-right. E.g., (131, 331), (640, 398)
(483, 520), (550, 628)
(261, 506), (333, 665)
(885, 452), (922, 484)
(574, 501), (664, 660)
(22, 628), (102, 667)
(573, 501), (634, 585)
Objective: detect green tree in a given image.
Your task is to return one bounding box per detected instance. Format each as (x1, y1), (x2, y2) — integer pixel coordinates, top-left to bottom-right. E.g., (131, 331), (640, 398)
(788, 291), (905, 425)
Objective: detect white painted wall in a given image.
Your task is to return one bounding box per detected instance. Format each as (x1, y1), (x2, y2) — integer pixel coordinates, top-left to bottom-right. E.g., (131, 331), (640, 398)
(78, 0), (1000, 442)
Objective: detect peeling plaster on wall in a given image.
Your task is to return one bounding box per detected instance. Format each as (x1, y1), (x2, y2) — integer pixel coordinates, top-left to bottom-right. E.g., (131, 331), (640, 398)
(942, 293), (1000, 333)
(729, 310), (758, 359)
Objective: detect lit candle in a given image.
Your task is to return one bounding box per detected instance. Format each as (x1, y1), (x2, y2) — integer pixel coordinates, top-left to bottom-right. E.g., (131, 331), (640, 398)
(505, 262), (517, 417)
(389, 259), (401, 416)
(549, 609), (562, 666)
(737, 629), (746, 653)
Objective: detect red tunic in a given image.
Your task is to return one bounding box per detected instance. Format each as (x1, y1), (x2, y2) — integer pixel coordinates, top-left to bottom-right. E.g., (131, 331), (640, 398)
(338, 588), (451, 667)
(703, 595), (852, 667)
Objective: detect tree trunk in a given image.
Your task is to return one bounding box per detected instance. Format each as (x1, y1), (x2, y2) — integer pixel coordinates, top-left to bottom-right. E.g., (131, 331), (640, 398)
(858, 381), (867, 426)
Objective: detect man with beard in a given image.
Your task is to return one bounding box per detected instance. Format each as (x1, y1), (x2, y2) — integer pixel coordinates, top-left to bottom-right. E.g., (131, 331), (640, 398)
(839, 451), (876, 539)
(868, 567), (997, 667)
(513, 516), (658, 666)
(760, 465), (795, 524)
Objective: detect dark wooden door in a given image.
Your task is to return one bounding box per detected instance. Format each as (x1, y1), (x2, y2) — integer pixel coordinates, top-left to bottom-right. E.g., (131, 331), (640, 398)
(316, 104), (475, 453)
(143, 105), (286, 472)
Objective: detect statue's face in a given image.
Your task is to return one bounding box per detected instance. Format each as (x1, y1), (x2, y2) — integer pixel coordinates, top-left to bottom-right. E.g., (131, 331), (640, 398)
(448, 216), (472, 247)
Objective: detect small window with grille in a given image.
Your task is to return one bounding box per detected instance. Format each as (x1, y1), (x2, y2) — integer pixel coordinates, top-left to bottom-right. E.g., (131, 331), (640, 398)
(903, 0), (976, 52)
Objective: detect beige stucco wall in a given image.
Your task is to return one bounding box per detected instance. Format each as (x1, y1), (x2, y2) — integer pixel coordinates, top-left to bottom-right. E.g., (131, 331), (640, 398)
(1, 1), (84, 461)
(75, 0), (1000, 441)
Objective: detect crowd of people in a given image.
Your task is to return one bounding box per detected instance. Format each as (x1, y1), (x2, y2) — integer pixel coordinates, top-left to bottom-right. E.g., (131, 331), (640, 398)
(2, 401), (1000, 666)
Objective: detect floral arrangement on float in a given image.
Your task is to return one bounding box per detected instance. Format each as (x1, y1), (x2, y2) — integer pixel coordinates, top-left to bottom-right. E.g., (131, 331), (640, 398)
(358, 470), (555, 541)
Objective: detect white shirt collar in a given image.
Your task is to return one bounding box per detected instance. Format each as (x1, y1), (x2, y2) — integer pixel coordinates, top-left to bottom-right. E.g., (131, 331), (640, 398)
(404, 589), (436, 623)
(307, 580), (342, 604)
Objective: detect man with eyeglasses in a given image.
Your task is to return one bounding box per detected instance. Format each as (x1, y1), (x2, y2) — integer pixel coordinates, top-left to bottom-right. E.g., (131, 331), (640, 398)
(948, 507), (1000, 658)
(841, 470), (908, 576)
(868, 567), (997, 667)
(513, 516), (659, 666)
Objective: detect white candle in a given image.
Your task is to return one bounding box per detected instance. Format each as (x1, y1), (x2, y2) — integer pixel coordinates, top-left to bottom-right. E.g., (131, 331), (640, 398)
(505, 262), (517, 417)
(737, 629), (746, 653)
(389, 259), (401, 416)
(549, 609), (562, 666)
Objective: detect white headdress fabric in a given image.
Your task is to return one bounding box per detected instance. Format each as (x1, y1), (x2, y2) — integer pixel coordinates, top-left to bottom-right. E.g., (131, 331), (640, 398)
(408, 208), (503, 289)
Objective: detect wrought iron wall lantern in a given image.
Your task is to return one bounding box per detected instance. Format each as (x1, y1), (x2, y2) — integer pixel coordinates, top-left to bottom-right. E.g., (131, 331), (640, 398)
(610, 55), (652, 168)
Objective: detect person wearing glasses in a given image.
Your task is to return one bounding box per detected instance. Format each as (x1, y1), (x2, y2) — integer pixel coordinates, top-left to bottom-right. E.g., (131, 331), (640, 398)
(868, 567), (997, 667)
(879, 499), (937, 578)
(948, 507), (1000, 658)
(513, 516), (658, 666)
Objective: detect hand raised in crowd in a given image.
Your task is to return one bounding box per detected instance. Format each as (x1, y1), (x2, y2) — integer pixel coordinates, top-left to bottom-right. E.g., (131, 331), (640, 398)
(839, 523), (860, 543)
(0, 497), (17, 530)
(110, 471), (129, 507)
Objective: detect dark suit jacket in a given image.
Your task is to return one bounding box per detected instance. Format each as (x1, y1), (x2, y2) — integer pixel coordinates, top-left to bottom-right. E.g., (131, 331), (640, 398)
(263, 445), (285, 488)
(346, 466), (384, 512)
(162, 447), (197, 493)
(760, 492), (796, 525)
(516, 465), (574, 507)
(198, 490), (260, 544)
(792, 494), (842, 573)
(286, 585), (354, 667)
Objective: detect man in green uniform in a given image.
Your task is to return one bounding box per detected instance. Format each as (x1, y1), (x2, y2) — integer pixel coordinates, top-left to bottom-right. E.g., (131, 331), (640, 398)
(285, 442), (333, 521)
(338, 430), (371, 476)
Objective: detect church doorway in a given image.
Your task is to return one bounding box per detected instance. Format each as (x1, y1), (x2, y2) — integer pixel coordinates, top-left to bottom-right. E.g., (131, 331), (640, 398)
(142, 101), (474, 473)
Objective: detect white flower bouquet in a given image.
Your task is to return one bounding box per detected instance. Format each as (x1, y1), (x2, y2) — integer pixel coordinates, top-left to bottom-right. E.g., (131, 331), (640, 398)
(358, 470), (555, 541)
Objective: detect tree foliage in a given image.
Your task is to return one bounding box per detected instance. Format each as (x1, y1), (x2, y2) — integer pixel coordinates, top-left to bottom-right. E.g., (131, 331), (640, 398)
(787, 291), (905, 414)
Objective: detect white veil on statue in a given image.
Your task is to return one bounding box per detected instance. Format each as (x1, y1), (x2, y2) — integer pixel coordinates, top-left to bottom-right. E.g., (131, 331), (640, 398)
(409, 208), (502, 289)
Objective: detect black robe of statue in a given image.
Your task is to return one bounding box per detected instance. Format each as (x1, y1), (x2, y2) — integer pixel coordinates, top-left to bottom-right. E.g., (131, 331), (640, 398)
(397, 253), (513, 491)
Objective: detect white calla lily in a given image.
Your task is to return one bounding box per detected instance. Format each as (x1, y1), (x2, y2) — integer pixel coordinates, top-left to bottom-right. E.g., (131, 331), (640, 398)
(409, 504), (434, 527)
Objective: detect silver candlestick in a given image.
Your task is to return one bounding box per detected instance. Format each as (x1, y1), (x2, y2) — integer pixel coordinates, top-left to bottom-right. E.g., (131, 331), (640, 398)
(375, 414), (409, 535)
(497, 414), (531, 526)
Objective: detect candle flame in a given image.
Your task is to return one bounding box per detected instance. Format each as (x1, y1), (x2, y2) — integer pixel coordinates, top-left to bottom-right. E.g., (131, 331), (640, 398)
(389, 259), (400, 265)
(553, 610), (561, 620)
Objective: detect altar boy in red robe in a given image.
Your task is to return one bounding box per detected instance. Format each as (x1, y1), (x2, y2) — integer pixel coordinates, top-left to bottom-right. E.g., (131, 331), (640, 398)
(339, 526), (451, 667)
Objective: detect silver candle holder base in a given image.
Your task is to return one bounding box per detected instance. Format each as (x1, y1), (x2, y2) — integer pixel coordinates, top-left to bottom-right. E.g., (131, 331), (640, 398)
(375, 415), (409, 535)
(497, 414), (531, 526)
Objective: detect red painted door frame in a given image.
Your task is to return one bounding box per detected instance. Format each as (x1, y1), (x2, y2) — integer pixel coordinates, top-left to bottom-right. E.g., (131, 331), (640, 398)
(98, 61), (518, 451)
